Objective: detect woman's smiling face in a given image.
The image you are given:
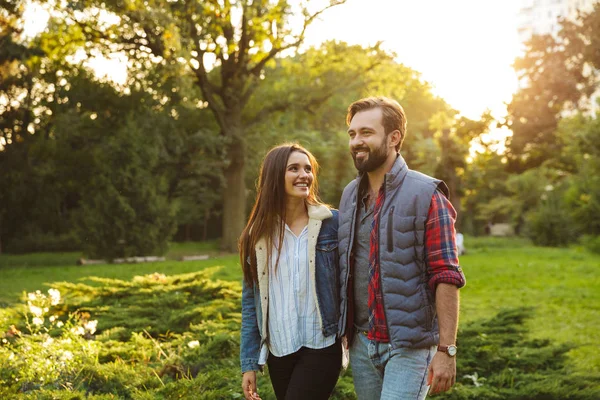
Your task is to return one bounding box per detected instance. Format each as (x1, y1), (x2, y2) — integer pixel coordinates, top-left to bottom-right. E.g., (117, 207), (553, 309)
(284, 151), (313, 200)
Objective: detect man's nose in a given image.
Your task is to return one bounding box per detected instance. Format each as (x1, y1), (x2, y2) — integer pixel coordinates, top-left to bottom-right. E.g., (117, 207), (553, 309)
(350, 134), (362, 148)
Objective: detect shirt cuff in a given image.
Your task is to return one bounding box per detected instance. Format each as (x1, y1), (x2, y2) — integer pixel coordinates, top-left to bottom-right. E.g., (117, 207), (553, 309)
(428, 270), (466, 292)
(241, 358), (261, 374)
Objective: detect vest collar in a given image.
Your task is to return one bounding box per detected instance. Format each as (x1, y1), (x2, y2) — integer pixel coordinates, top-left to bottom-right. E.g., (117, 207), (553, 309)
(385, 154), (409, 191)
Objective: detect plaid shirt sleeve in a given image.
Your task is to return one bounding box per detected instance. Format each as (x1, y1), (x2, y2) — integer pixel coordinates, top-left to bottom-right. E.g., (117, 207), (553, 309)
(425, 189), (466, 292)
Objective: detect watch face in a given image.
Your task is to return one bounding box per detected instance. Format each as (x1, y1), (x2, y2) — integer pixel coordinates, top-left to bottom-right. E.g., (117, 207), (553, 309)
(447, 345), (457, 356)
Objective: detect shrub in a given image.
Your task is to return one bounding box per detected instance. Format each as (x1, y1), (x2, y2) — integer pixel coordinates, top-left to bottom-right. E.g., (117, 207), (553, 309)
(581, 235), (600, 255)
(73, 114), (176, 260)
(525, 190), (575, 247)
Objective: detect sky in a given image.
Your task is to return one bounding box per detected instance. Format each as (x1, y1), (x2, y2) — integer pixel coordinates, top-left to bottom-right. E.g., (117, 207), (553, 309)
(303, 0), (522, 120)
(23, 0), (522, 123)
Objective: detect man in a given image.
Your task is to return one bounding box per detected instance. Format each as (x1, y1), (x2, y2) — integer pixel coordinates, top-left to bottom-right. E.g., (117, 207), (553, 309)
(338, 97), (466, 399)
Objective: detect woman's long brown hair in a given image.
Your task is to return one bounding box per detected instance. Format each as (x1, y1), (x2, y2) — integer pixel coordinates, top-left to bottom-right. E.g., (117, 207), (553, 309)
(239, 143), (323, 286)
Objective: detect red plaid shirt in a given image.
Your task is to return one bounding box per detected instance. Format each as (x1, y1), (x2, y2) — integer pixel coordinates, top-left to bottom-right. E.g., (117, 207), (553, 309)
(367, 189), (465, 342)
(367, 186), (388, 341)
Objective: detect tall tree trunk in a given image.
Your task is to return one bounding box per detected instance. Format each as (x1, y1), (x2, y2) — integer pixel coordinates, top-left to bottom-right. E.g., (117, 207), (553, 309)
(220, 135), (246, 253)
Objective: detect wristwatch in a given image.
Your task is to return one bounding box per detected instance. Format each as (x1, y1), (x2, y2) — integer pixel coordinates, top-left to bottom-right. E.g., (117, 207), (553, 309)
(437, 344), (457, 357)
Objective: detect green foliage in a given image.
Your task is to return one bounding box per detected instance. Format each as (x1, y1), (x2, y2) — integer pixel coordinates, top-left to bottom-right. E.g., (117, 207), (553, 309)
(505, 4), (600, 172)
(73, 112), (176, 259)
(581, 235), (600, 255)
(461, 149), (511, 234)
(559, 115), (600, 237)
(525, 190), (574, 247)
(0, 268), (247, 398)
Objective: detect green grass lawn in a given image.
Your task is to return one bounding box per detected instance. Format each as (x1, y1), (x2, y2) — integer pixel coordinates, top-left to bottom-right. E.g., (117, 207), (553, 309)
(1, 236), (599, 377)
(459, 237), (600, 374)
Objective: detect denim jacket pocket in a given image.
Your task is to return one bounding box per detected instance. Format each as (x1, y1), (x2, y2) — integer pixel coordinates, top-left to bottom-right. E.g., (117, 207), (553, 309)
(316, 241), (338, 252)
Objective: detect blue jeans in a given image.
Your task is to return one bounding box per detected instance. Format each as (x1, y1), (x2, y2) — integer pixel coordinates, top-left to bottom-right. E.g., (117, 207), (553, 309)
(349, 331), (436, 400)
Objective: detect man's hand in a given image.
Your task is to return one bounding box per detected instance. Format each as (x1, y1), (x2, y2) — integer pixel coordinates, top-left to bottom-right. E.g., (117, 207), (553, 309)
(242, 371), (261, 400)
(427, 352), (456, 395)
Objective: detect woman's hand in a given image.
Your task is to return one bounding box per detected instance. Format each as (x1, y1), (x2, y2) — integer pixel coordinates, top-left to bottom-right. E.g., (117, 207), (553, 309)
(242, 371), (262, 400)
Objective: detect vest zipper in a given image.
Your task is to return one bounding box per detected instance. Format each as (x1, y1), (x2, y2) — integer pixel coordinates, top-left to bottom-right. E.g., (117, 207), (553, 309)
(378, 175), (392, 345)
(387, 206), (395, 252)
(342, 180), (361, 335)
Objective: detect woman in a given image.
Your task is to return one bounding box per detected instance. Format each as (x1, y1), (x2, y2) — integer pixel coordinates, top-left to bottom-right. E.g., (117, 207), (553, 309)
(240, 143), (341, 400)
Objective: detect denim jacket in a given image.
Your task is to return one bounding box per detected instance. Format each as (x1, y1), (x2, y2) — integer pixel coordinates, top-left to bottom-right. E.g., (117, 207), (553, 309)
(240, 204), (340, 373)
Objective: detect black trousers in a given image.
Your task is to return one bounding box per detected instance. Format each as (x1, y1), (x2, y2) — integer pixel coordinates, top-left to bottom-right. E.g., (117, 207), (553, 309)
(267, 340), (342, 400)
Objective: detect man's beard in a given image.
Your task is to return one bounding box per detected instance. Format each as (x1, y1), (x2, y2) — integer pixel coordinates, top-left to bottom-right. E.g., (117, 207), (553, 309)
(351, 140), (389, 173)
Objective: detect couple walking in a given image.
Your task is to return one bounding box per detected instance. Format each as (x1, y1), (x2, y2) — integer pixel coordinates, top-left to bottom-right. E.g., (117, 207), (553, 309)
(240, 96), (466, 400)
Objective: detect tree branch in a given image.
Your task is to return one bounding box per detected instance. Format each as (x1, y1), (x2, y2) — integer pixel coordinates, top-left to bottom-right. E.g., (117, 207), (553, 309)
(245, 47), (383, 127)
(247, 1), (346, 77)
(237, 3), (251, 69)
(185, 12), (225, 128)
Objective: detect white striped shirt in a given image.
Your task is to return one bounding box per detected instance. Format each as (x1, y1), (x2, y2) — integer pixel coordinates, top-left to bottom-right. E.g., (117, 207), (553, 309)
(267, 224), (336, 357)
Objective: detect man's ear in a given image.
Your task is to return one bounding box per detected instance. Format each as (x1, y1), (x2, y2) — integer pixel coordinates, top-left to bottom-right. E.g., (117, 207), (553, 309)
(388, 129), (401, 149)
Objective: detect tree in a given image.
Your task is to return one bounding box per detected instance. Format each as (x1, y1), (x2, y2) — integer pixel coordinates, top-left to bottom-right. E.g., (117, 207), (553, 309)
(50, 0), (349, 251)
(0, 0), (46, 253)
(432, 112), (493, 231)
(461, 146), (511, 235)
(505, 3), (600, 172)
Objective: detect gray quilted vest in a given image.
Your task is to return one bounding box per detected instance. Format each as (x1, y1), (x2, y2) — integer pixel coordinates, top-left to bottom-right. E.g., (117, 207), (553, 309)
(338, 155), (449, 349)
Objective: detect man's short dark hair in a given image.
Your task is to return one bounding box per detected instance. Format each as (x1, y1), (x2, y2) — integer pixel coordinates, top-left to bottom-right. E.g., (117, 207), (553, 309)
(346, 96), (407, 151)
